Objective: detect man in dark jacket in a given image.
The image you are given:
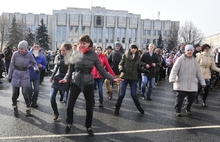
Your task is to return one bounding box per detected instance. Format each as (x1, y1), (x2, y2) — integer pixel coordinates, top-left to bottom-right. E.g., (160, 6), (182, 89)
(105, 42), (123, 99)
(140, 43), (159, 100)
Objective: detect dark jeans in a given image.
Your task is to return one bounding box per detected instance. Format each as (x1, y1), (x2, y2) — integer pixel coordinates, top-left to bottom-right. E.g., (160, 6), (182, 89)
(29, 79), (40, 104)
(66, 84), (94, 128)
(50, 88), (69, 114)
(116, 79), (140, 107)
(174, 91), (197, 113)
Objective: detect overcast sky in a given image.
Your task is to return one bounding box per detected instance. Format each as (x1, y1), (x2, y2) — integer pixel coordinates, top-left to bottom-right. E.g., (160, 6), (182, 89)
(0, 0), (219, 37)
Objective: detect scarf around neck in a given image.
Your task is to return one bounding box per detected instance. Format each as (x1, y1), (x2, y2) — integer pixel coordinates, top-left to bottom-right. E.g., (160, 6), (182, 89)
(79, 47), (90, 54)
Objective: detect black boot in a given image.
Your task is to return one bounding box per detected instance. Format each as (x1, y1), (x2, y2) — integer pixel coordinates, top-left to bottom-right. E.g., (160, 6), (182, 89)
(202, 101), (207, 107)
(137, 105), (144, 114)
(115, 106), (120, 116)
(99, 100), (103, 108)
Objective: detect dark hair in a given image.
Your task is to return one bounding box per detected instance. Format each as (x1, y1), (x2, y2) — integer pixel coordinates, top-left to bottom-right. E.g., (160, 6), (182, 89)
(95, 46), (102, 51)
(79, 34), (93, 47)
(201, 44), (211, 52)
(107, 45), (112, 50)
(194, 44), (200, 48)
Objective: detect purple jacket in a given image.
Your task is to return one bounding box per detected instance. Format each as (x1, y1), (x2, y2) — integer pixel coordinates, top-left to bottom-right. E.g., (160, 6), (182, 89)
(8, 51), (39, 87)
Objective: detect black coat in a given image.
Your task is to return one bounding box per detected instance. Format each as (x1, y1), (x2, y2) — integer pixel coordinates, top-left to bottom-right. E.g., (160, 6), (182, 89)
(140, 52), (159, 78)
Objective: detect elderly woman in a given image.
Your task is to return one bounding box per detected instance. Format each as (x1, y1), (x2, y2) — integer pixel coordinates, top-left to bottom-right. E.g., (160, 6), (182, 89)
(196, 44), (220, 107)
(8, 40), (39, 116)
(169, 45), (205, 117)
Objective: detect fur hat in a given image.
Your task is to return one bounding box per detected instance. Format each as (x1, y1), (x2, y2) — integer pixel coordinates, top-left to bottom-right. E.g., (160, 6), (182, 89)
(185, 45), (194, 52)
(18, 40), (28, 50)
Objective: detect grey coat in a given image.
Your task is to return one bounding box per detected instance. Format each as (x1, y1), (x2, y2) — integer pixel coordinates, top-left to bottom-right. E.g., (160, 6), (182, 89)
(169, 54), (205, 92)
(65, 49), (115, 91)
(8, 51), (38, 87)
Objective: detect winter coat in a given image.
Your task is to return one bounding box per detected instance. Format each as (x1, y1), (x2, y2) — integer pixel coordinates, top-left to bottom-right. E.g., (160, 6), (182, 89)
(108, 50), (123, 75)
(8, 51), (39, 87)
(51, 54), (70, 91)
(29, 50), (47, 81)
(196, 52), (220, 79)
(166, 56), (174, 68)
(65, 48), (115, 91)
(169, 54), (205, 92)
(92, 53), (116, 79)
(119, 50), (146, 80)
(140, 52), (159, 78)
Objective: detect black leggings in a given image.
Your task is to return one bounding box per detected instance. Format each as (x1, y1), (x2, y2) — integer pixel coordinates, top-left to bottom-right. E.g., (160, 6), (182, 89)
(66, 84), (94, 128)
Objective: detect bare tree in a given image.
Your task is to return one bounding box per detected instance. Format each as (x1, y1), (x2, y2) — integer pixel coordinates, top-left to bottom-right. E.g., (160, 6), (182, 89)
(179, 21), (204, 46)
(166, 24), (179, 51)
(0, 15), (10, 50)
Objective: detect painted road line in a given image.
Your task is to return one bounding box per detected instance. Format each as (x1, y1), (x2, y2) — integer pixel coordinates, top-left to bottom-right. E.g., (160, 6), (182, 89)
(1, 125), (220, 140)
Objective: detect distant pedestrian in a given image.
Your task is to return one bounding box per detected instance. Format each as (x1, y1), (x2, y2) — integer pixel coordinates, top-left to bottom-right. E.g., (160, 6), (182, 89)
(140, 43), (159, 101)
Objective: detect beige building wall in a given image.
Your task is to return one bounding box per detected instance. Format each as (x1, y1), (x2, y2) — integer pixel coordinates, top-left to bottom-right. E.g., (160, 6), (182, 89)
(0, 6), (179, 51)
(204, 32), (220, 49)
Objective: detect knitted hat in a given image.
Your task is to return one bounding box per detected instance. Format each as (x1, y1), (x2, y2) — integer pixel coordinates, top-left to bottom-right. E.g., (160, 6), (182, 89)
(107, 45), (113, 50)
(130, 43), (138, 49)
(185, 45), (194, 52)
(18, 40), (28, 50)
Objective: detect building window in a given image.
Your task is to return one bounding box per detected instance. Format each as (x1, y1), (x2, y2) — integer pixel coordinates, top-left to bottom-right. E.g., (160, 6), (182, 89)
(158, 30), (161, 36)
(98, 28), (103, 43)
(56, 26), (61, 42)
(142, 38), (146, 44)
(117, 28), (120, 42)
(163, 30), (167, 36)
(153, 30), (156, 36)
(62, 26), (66, 42)
(128, 29), (132, 43)
(147, 30), (151, 36)
(105, 28), (109, 43)
(133, 29), (137, 42)
(93, 28), (97, 43)
(147, 39), (151, 44)
(96, 16), (101, 25)
(143, 30), (146, 36)
(153, 39), (156, 44)
(122, 28), (126, 43)
(109, 28), (114, 43)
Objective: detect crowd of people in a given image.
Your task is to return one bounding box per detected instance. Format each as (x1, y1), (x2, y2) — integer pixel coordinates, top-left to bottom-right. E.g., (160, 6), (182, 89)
(1, 35), (220, 136)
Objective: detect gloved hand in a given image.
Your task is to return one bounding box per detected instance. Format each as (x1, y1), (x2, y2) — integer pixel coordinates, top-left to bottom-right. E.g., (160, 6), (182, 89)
(8, 79), (11, 83)
(35, 70), (39, 74)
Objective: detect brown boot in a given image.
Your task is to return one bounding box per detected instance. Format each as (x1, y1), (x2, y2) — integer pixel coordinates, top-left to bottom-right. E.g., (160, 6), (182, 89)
(107, 91), (113, 100)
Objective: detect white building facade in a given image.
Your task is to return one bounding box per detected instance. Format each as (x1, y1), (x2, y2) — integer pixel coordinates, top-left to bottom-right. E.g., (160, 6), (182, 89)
(0, 6), (179, 51)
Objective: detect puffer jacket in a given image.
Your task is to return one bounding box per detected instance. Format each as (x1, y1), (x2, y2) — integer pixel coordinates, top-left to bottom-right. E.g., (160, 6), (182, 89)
(8, 51), (39, 87)
(65, 48), (115, 91)
(196, 52), (220, 79)
(92, 53), (116, 78)
(169, 54), (205, 92)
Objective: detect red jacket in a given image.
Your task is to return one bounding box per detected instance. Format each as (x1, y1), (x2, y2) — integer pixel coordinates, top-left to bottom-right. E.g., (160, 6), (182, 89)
(92, 53), (116, 78)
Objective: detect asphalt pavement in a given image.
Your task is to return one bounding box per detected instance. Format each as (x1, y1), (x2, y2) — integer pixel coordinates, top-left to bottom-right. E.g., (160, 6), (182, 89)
(0, 76), (220, 142)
